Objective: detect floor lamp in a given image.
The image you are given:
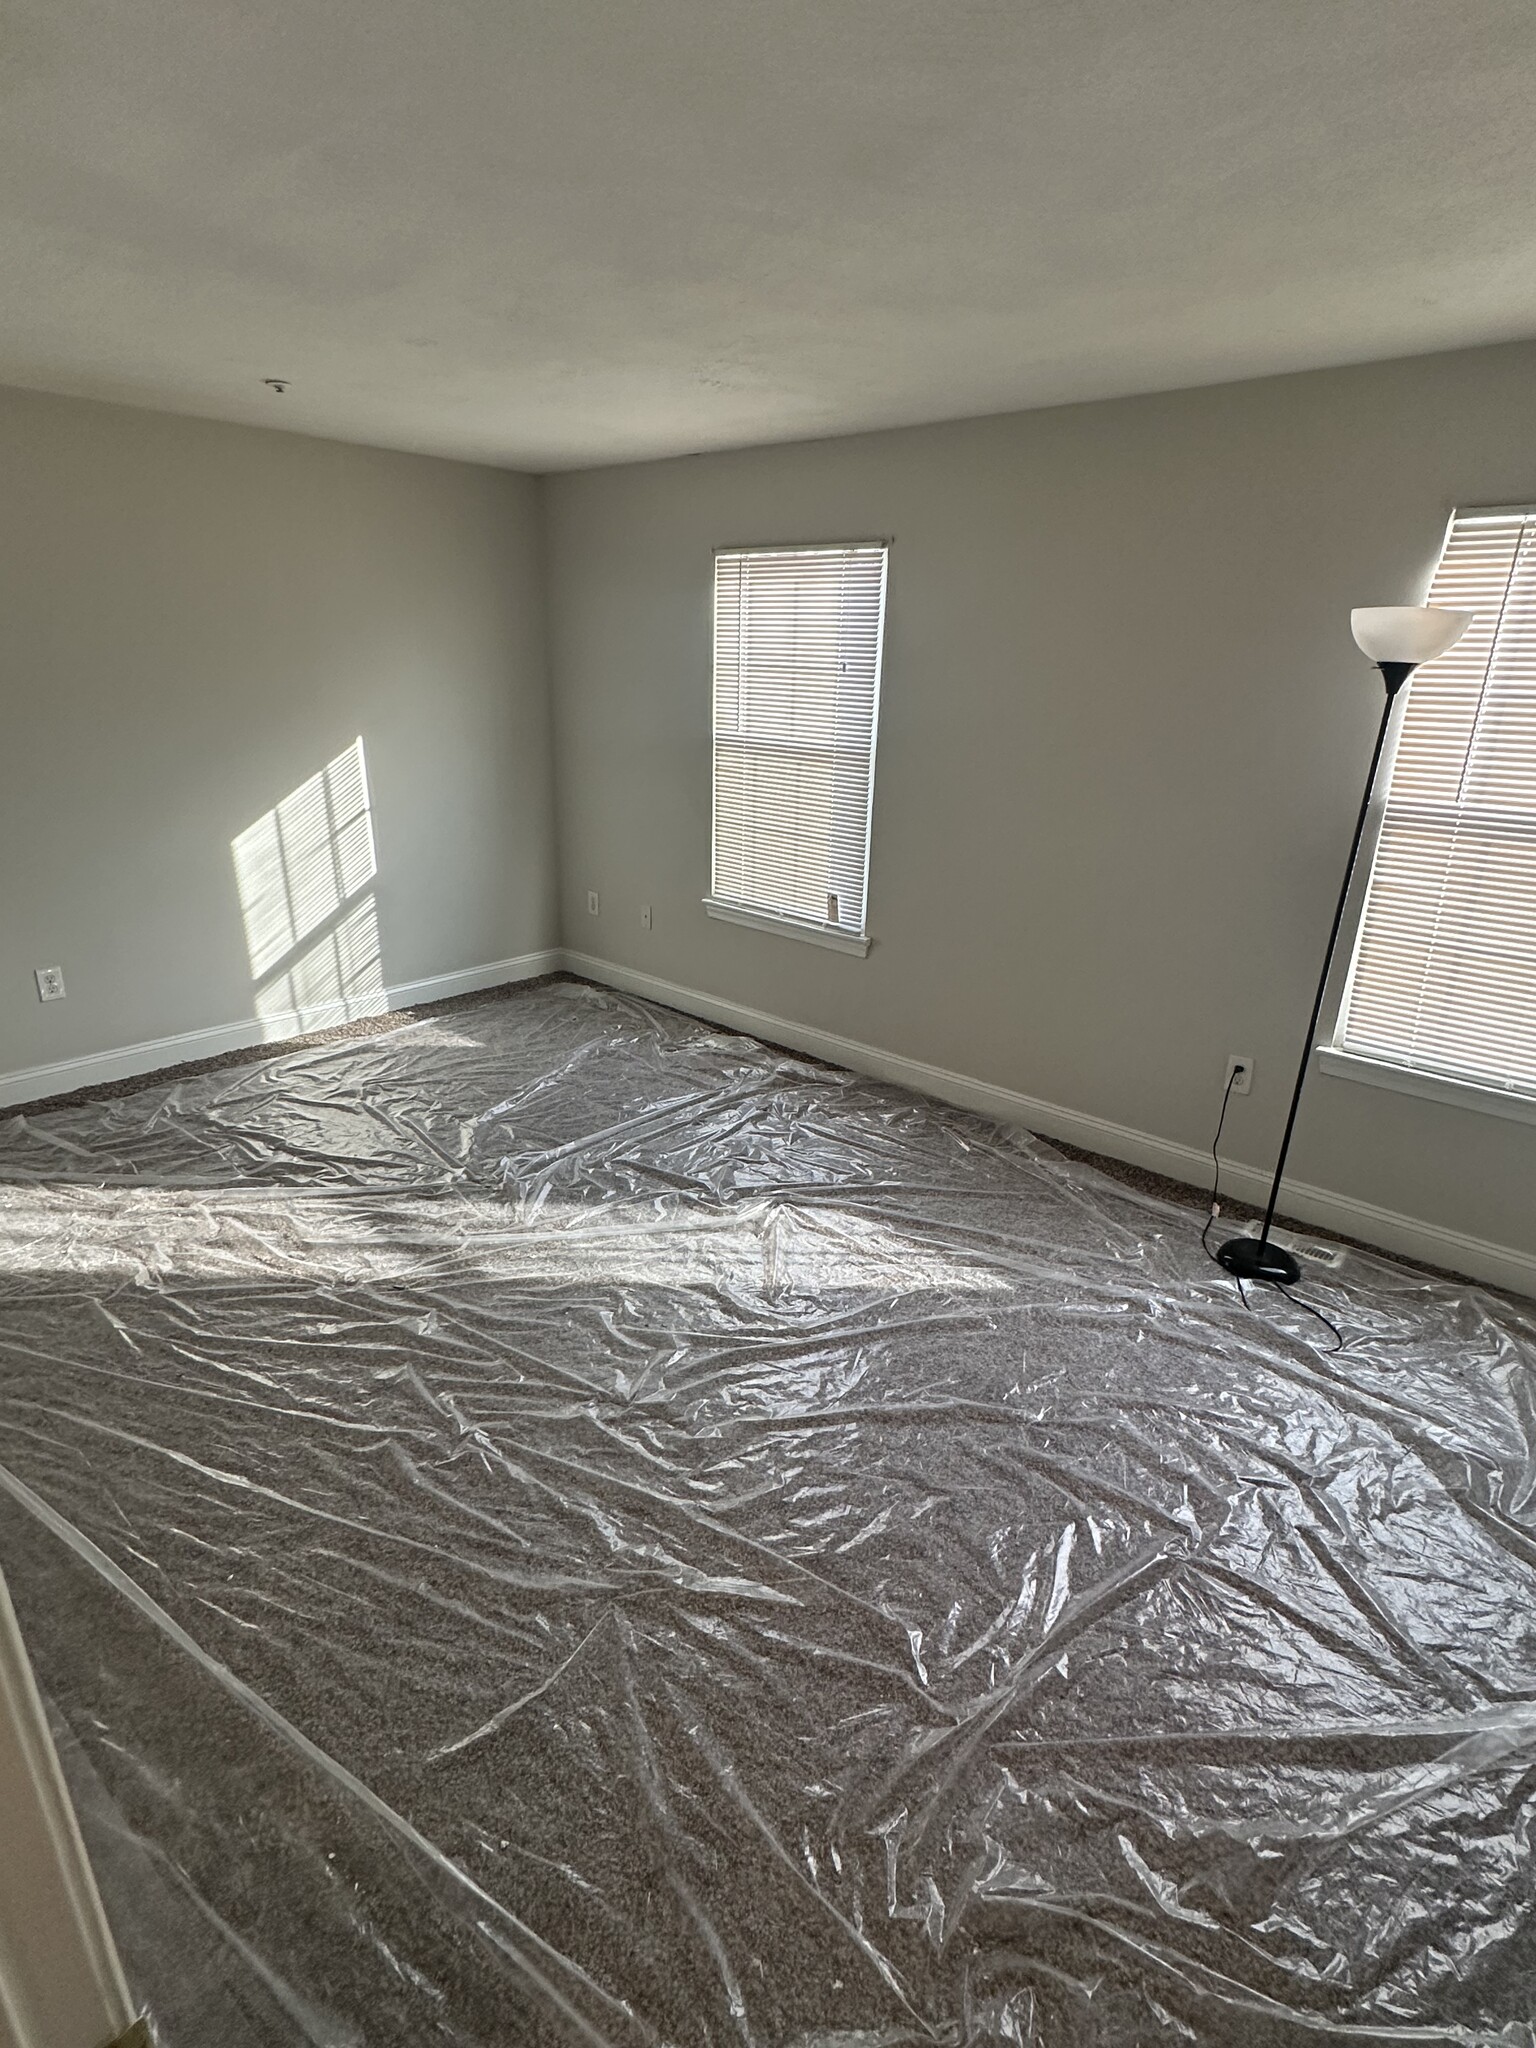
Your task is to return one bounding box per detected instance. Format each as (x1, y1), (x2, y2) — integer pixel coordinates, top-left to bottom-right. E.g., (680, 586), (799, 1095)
(1216, 603), (1473, 1286)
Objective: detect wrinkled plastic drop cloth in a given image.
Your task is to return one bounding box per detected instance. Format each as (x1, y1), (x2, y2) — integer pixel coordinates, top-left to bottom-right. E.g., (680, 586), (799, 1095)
(2, 980), (1535, 2048)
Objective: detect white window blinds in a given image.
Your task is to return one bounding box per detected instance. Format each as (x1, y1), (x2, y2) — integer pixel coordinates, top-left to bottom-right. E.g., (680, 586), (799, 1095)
(711, 544), (887, 937)
(1338, 508), (1536, 1097)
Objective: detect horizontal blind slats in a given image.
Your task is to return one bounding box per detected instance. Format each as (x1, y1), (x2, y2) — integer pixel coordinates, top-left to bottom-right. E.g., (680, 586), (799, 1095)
(712, 545), (887, 932)
(1339, 512), (1536, 1094)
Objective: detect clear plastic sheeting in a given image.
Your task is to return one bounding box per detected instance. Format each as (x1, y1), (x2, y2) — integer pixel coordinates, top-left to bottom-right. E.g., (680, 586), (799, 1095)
(1, 980), (1534, 2048)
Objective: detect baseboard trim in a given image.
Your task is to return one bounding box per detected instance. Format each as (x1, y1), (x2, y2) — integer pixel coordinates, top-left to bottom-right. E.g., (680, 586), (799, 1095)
(2, 945), (1528, 1298)
(0, 1567), (135, 2048)
(562, 950), (1536, 1301)
(0, 950), (562, 1111)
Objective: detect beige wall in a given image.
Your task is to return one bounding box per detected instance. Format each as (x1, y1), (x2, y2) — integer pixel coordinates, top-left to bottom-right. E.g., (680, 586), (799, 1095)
(0, 386), (555, 1080)
(544, 342), (1536, 1264)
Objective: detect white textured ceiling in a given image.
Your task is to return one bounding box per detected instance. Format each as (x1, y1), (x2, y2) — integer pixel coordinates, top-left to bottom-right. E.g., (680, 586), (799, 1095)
(3, 0), (1535, 471)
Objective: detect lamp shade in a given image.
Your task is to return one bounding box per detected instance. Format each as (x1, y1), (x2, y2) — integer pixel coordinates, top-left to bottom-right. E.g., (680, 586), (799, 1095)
(1351, 605), (1472, 666)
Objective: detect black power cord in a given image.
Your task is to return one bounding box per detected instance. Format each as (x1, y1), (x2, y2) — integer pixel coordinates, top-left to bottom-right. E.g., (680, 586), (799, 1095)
(1199, 1065), (1241, 1263)
(1274, 1281), (1345, 1354)
(1199, 1066), (1346, 1354)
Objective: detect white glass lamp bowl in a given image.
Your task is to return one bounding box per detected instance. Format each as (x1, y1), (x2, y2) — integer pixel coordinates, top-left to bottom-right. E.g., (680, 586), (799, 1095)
(1351, 605), (1472, 666)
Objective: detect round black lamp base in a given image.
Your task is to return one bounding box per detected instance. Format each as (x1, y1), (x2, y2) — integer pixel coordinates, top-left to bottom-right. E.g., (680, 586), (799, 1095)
(1216, 1235), (1301, 1286)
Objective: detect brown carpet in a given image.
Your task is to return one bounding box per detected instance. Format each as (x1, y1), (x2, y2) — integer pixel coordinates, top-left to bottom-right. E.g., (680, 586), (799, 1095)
(2, 970), (1487, 1293)
(2, 978), (1532, 2046)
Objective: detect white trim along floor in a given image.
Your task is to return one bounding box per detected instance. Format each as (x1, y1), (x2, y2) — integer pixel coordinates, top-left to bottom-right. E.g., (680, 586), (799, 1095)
(0, 947), (1530, 1300)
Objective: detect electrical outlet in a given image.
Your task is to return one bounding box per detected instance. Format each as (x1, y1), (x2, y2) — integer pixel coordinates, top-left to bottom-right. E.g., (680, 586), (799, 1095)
(586, 891), (599, 916)
(34, 965), (66, 1002)
(1225, 1054), (1253, 1096)
(640, 904), (652, 930)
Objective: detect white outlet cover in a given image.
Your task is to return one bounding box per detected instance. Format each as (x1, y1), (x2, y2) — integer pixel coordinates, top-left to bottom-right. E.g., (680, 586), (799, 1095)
(35, 966), (66, 1001)
(587, 891), (599, 915)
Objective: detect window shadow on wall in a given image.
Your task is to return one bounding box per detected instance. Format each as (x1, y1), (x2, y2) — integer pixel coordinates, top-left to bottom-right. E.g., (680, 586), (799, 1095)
(232, 739), (386, 1039)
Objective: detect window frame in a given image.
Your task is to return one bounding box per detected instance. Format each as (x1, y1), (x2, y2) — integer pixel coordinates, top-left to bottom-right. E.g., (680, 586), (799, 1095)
(1320, 501), (1536, 1127)
(704, 537), (889, 956)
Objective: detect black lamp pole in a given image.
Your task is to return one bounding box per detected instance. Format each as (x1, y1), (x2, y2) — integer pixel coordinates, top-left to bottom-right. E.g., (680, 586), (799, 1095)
(1215, 660), (1414, 1286)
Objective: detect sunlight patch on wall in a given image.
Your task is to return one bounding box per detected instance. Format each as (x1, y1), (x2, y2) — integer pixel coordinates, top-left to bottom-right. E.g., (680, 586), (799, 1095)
(232, 739), (386, 1038)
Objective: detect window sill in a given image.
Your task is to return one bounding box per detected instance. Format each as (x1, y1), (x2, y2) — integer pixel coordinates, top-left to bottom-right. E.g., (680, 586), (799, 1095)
(1317, 1045), (1536, 1129)
(703, 896), (871, 956)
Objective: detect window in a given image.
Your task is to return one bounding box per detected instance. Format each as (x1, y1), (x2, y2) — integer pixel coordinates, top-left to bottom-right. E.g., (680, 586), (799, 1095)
(1332, 507), (1536, 1107)
(707, 543), (887, 954)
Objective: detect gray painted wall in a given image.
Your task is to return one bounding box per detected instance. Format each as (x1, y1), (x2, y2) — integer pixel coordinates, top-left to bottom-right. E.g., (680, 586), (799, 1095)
(2, 353), (1530, 1265)
(544, 342), (1536, 1261)
(0, 385), (555, 1076)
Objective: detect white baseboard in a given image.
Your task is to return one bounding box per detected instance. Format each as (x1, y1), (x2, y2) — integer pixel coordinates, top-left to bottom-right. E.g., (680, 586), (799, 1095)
(3, 943), (1529, 1299)
(562, 950), (1536, 1301)
(0, 1566), (135, 2048)
(0, 950), (561, 1111)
